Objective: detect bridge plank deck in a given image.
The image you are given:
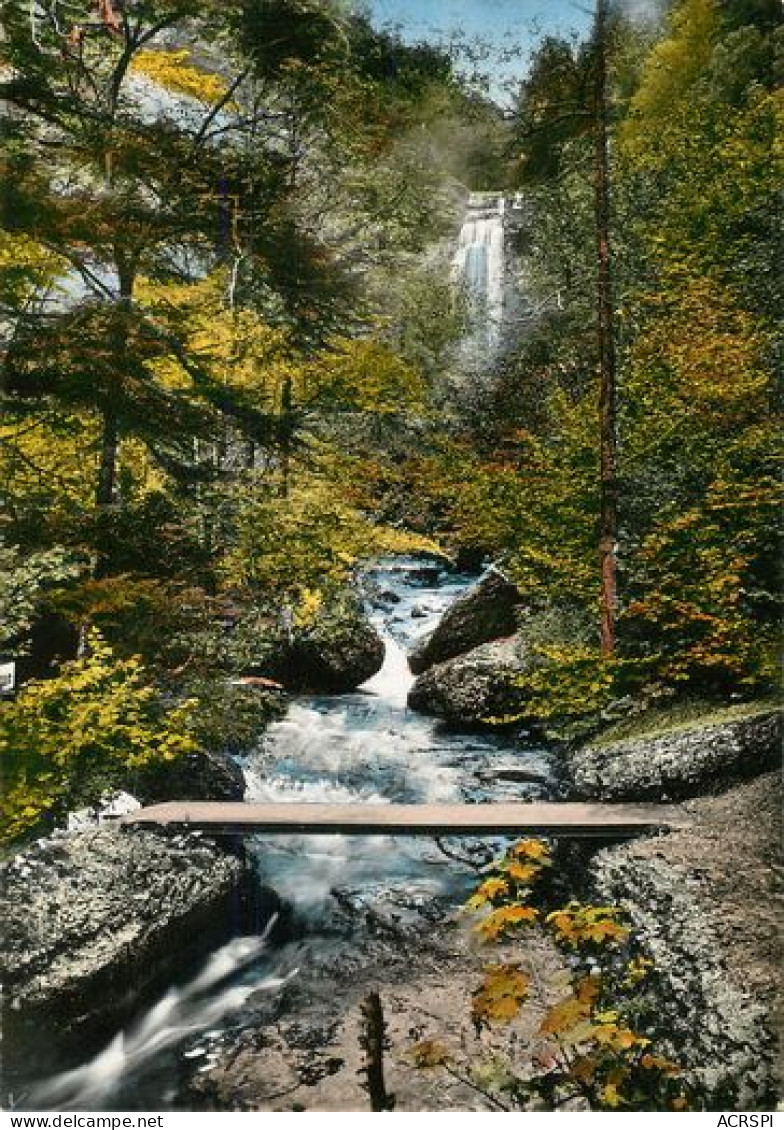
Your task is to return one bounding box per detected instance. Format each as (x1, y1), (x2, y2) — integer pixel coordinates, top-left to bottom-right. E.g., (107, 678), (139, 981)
(121, 801), (685, 838)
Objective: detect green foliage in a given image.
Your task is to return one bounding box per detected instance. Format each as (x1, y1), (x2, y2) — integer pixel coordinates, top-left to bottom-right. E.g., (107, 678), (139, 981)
(0, 0), (780, 862)
(511, 35), (594, 184)
(0, 231), (65, 313)
(381, 425), (598, 609)
(172, 679), (286, 756)
(308, 338), (427, 416)
(220, 471), (440, 607)
(622, 482), (781, 690)
(491, 645), (623, 735)
(0, 0), (472, 714)
(452, 0), (783, 715)
(616, 274), (781, 692)
(621, 0), (720, 146)
(50, 575), (221, 677)
(619, 4), (783, 316)
(372, 262), (467, 383)
(0, 544), (81, 652)
(0, 633), (197, 843)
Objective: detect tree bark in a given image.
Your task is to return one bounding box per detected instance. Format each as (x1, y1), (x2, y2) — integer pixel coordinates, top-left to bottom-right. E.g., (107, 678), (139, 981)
(94, 258), (134, 575)
(594, 0), (618, 657)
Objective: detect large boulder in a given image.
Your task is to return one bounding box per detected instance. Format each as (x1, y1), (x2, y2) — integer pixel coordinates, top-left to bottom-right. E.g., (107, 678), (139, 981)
(568, 706), (782, 802)
(408, 568), (521, 675)
(407, 634), (532, 726)
(246, 591), (384, 694)
(0, 827), (248, 1033)
(586, 772), (782, 1108)
(134, 746), (246, 804)
(133, 681), (289, 803)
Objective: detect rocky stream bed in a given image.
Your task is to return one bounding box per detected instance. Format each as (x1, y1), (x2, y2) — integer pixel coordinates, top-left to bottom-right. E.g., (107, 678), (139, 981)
(1, 559), (780, 1111)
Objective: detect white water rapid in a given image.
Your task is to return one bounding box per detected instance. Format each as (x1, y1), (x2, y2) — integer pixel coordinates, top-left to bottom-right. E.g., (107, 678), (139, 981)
(14, 559), (556, 1112)
(26, 928), (292, 1111)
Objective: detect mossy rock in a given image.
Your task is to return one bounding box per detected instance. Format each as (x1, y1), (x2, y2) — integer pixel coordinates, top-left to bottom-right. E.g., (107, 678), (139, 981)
(407, 634), (532, 726)
(569, 704), (782, 801)
(243, 590), (385, 694)
(408, 568), (521, 675)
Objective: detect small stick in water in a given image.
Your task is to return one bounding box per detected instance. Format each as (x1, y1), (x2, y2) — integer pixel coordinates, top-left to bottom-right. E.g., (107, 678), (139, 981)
(359, 990), (395, 1111)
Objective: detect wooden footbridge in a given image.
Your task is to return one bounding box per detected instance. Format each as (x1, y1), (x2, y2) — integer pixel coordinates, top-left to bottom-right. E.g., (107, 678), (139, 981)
(121, 801), (685, 839)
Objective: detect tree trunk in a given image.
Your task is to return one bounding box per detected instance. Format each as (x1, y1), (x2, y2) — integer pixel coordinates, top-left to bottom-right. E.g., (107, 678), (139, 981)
(94, 258), (134, 575)
(594, 0), (618, 658)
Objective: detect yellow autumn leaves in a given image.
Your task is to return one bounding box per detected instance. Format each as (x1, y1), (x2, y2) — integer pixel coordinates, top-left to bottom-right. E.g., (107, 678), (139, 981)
(472, 963), (531, 1026)
(0, 632), (198, 842)
(410, 838), (692, 1111)
(131, 50), (234, 107)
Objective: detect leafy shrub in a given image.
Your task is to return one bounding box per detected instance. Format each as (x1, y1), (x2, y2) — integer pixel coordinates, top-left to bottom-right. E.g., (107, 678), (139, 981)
(0, 543), (81, 652)
(0, 633), (197, 843)
(184, 679), (287, 755)
(220, 474), (440, 608)
(411, 840), (695, 1112)
(52, 575), (225, 680)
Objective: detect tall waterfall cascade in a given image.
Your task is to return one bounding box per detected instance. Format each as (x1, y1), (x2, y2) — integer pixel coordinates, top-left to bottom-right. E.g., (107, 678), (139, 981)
(451, 192), (524, 371)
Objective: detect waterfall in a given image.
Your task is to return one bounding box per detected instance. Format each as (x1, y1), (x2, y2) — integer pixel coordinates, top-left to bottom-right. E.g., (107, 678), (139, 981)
(452, 193), (506, 365)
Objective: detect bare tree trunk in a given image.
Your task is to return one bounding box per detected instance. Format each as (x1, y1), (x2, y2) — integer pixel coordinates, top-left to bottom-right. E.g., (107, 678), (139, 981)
(95, 258), (134, 576)
(594, 0), (618, 657)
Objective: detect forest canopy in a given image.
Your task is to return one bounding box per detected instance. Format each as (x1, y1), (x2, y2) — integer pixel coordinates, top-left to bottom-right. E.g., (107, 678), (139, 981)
(1, 0), (781, 839)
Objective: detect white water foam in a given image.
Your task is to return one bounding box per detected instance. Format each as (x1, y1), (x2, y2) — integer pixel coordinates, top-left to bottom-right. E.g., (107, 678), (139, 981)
(20, 558), (555, 1110)
(27, 928), (291, 1111)
(360, 629), (414, 707)
(452, 193), (506, 363)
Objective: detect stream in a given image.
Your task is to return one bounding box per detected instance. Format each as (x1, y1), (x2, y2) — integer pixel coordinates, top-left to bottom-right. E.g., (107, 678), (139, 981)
(23, 558), (558, 1111)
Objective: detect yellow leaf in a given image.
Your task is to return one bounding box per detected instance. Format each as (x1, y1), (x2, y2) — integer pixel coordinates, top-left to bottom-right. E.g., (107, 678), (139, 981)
(472, 964), (530, 1026)
(476, 904), (539, 941)
(506, 860), (541, 883)
(509, 838), (550, 862)
(600, 1082), (625, 1108)
(540, 992), (592, 1038)
(641, 1053), (682, 1076)
(594, 1025), (645, 1051)
(409, 1040), (451, 1069)
(570, 1054), (597, 1084)
(477, 877), (510, 901)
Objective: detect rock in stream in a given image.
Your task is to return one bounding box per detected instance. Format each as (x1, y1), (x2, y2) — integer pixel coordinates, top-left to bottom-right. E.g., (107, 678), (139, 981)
(408, 568), (522, 675)
(407, 633), (532, 725)
(0, 827), (249, 1035)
